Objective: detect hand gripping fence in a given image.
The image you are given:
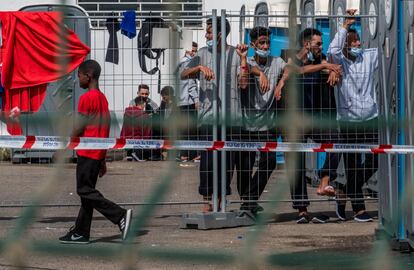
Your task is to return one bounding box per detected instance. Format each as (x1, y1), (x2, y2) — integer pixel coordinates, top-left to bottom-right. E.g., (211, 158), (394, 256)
(0, 135), (410, 154)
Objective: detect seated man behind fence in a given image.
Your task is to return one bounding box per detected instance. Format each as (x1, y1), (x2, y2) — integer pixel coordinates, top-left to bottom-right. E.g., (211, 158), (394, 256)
(129, 84), (161, 161)
(121, 96), (152, 161)
(156, 86), (174, 139)
(328, 9), (378, 222)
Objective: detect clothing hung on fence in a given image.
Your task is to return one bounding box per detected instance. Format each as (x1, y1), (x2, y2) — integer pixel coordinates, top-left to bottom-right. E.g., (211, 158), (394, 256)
(120, 10), (136, 39)
(0, 11), (90, 134)
(105, 17), (120, 64)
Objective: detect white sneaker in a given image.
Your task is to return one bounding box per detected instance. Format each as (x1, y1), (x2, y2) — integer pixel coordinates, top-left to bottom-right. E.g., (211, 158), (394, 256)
(119, 209), (133, 240)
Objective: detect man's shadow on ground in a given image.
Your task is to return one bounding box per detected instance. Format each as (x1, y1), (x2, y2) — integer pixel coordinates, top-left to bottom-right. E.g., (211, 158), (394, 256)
(89, 229), (149, 244)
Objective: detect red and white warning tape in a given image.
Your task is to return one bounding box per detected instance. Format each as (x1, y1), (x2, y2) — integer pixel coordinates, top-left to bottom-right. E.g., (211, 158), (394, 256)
(0, 135), (412, 154)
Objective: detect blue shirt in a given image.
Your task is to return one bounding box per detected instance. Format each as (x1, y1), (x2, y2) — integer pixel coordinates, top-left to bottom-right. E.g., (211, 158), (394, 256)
(328, 27), (379, 122)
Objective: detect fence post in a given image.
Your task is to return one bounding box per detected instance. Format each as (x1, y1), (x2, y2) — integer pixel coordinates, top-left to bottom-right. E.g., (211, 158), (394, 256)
(220, 10), (227, 213)
(212, 9), (219, 213)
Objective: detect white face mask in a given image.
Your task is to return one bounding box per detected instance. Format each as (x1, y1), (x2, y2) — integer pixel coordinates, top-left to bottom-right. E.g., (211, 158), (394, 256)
(206, 39), (214, 48)
(184, 54), (193, 61)
(307, 51), (315, 62)
(255, 49), (270, 58)
(349, 47), (363, 57)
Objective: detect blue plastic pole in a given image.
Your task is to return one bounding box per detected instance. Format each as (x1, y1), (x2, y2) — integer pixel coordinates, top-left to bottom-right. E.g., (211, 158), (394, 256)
(397, 0), (406, 240)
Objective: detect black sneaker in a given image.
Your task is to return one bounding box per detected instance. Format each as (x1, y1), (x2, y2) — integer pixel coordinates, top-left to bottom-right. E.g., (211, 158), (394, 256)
(240, 203), (264, 214)
(296, 214), (310, 224)
(354, 212), (373, 222)
(312, 214), (330, 224)
(336, 203), (347, 221)
(59, 230), (89, 244)
(119, 209), (133, 240)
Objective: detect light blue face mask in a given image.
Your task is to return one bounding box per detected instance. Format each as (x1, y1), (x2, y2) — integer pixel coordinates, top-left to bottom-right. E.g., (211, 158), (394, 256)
(255, 49), (270, 58)
(307, 51), (315, 62)
(184, 54), (193, 61)
(206, 39), (214, 48)
(349, 47), (363, 57)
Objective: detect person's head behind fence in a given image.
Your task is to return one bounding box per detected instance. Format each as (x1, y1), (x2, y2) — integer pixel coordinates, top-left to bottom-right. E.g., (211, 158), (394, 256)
(138, 84), (150, 101)
(161, 86), (174, 97)
(250, 26), (270, 42)
(161, 86), (174, 104)
(134, 96), (146, 109)
(298, 28), (323, 60)
(250, 26), (270, 58)
(345, 28), (362, 58)
(205, 16), (230, 47)
(78, 60), (101, 89)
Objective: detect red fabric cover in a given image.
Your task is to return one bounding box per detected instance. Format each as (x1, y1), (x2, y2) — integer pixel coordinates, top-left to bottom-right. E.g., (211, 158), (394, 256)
(120, 106), (152, 139)
(0, 11), (90, 135)
(76, 89), (110, 161)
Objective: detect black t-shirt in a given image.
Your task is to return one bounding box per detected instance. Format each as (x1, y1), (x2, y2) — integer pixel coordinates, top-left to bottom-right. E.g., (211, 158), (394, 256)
(292, 53), (336, 116)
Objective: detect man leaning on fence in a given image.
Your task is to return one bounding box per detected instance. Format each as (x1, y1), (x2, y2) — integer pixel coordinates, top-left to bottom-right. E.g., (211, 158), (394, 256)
(181, 16), (246, 212)
(282, 28), (343, 223)
(237, 26), (288, 213)
(328, 9), (379, 222)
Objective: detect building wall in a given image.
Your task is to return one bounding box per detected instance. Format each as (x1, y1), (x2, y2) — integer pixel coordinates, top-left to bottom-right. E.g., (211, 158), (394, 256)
(77, 0), (203, 28)
(0, 0), (76, 10)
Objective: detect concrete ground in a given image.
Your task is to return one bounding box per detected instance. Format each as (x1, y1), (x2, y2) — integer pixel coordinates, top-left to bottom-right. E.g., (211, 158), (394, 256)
(0, 159), (412, 270)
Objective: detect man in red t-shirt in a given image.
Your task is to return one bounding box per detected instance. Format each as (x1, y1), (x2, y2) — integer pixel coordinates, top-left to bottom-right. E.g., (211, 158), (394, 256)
(59, 60), (132, 244)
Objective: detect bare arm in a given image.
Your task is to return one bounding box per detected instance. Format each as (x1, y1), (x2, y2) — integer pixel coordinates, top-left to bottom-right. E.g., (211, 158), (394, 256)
(327, 9), (357, 63)
(181, 65), (215, 81)
(249, 65), (270, 92)
(237, 44), (249, 90)
(181, 65), (201, 80)
(286, 59), (342, 76)
(0, 107), (21, 122)
(274, 68), (289, 100)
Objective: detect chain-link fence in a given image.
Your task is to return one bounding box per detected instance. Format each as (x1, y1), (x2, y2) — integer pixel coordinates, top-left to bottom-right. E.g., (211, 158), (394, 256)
(0, 0), (414, 268)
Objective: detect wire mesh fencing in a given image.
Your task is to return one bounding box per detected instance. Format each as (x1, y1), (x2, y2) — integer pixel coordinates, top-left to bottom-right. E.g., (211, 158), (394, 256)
(0, 0), (414, 268)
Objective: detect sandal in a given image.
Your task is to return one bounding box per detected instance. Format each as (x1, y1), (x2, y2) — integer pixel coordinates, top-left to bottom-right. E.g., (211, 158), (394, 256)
(202, 197), (221, 213)
(317, 185), (336, 196)
(202, 203), (213, 213)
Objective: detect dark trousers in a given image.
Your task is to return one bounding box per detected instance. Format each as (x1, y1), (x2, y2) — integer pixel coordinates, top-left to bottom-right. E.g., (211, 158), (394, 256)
(339, 118), (379, 213)
(74, 156), (126, 238)
(198, 126), (245, 197)
(289, 115), (342, 210)
(289, 152), (309, 209)
(318, 153), (341, 180)
(238, 131), (278, 202)
(179, 104), (198, 160)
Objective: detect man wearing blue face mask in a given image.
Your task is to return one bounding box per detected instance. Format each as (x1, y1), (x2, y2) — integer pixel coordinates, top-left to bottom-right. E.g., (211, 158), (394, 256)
(278, 28), (343, 223)
(237, 26), (288, 213)
(181, 17), (248, 212)
(328, 9), (378, 222)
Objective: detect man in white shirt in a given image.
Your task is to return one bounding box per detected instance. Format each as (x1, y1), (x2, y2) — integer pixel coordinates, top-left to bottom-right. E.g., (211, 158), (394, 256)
(328, 9), (378, 222)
